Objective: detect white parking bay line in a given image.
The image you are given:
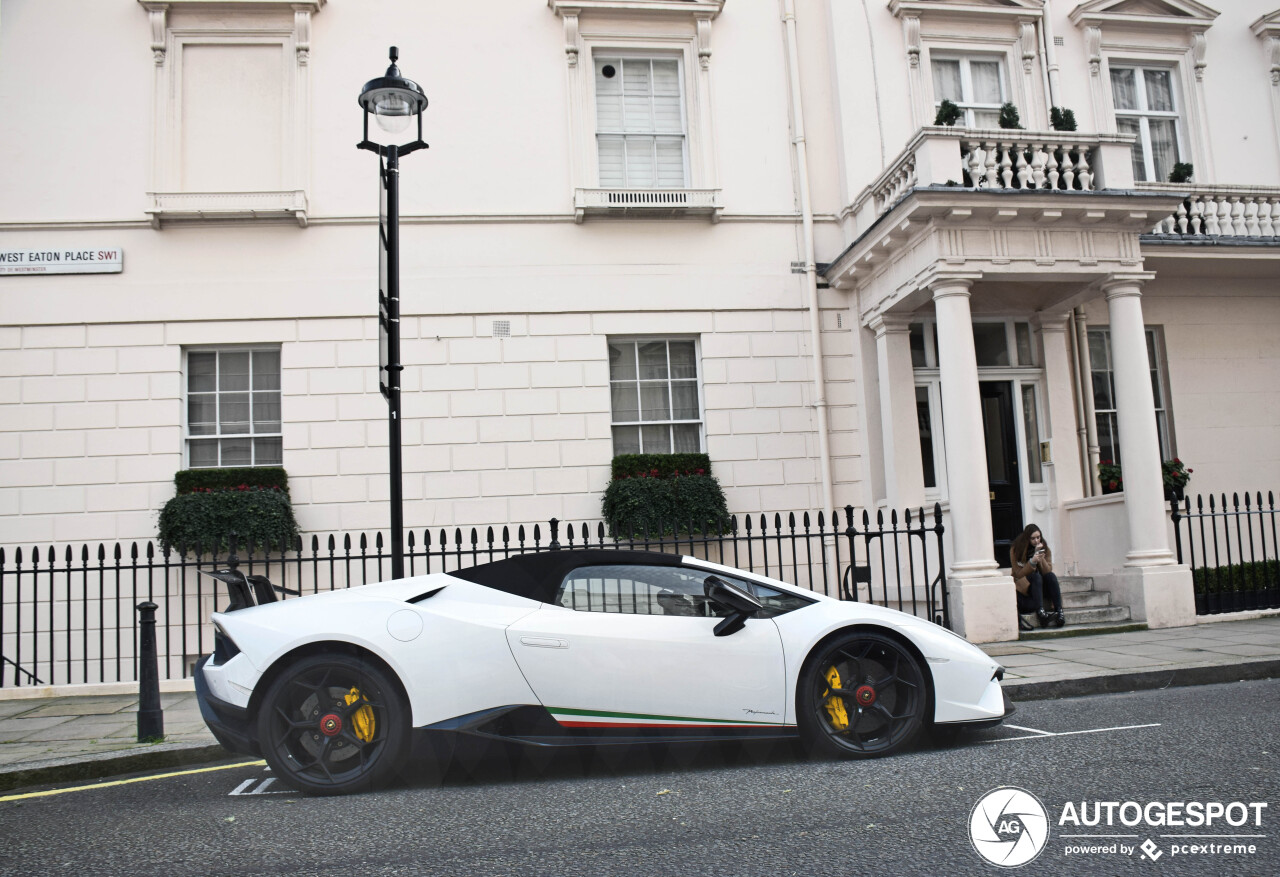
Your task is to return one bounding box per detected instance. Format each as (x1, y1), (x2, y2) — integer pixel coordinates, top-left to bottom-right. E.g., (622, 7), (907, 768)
(1003, 724), (1054, 736)
(985, 722), (1161, 743)
(228, 776), (292, 796)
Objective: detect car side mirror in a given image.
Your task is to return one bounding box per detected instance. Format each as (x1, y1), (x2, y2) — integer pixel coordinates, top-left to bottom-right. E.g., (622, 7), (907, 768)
(704, 575), (762, 636)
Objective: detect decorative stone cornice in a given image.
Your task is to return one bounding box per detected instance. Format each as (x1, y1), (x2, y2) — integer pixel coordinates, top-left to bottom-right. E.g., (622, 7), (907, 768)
(1068, 0), (1218, 31)
(1253, 11), (1280, 84)
(137, 0), (325, 11)
(821, 188), (1184, 321)
(547, 0), (724, 18)
(889, 0), (1044, 22)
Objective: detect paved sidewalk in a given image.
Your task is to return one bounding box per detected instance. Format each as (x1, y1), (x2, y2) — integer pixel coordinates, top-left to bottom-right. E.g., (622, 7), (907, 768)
(983, 615), (1280, 698)
(1, 614), (1277, 793)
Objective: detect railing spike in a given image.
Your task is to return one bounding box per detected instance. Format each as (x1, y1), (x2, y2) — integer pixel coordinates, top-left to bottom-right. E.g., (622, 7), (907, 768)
(359, 533), (367, 550)
(407, 530), (415, 548)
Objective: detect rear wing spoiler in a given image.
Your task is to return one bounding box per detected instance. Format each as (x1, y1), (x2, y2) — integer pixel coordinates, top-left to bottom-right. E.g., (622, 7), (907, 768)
(199, 569), (300, 612)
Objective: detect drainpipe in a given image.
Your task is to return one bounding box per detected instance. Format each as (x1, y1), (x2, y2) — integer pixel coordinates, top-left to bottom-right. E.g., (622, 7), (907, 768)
(1073, 307), (1101, 496)
(781, 0), (835, 516)
(1040, 6), (1062, 110)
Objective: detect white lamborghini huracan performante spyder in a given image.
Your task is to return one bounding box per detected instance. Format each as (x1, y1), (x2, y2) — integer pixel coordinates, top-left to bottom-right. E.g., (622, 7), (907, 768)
(195, 549), (1012, 795)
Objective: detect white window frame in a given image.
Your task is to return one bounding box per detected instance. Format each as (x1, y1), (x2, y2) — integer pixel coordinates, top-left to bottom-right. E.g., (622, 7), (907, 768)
(140, 0), (319, 227)
(1087, 326), (1174, 467)
(592, 53), (691, 189)
(549, 0), (723, 220)
(607, 336), (705, 456)
(183, 345), (283, 469)
(1073, 1), (1219, 183)
(930, 55), (1009, 128)
(1108, 64), (1186, 183)
(910, 317), (1044, 501)
(892, 1), (1046, 130)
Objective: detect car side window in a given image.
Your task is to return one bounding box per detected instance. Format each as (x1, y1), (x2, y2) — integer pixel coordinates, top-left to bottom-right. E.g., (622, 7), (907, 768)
(734, 579), (814, 618)
(556, 565), (732, 617)
(555, 564), (813, 618)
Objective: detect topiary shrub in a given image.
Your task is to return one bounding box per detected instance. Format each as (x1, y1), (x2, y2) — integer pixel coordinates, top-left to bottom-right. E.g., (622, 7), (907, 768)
(1049, 106), (1077, 132)
(174, 466), (289, 495)
(998, 102), (1023, 130)
(1168, 162), (1194, 184)
(602, 454), (729, 538)
(933, 99), (963, 127)
(158, 468), (298, 554)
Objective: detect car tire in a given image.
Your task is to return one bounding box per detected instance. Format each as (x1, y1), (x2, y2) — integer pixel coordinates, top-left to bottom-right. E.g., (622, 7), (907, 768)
(797, 630), (926, 759)
(257, 653), (409, 796)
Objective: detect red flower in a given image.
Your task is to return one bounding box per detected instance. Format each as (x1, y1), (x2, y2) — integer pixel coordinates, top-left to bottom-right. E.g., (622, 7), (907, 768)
(696, 468), (705, 475)
(1108, 480), (1118, 490)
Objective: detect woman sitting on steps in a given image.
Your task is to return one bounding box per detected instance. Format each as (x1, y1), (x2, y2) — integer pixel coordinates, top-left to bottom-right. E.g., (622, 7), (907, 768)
(1011, 523), (1065, 630)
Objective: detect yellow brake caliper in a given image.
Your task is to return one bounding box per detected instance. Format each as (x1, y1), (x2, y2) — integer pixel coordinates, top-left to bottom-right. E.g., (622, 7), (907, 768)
(345, 687), (376, 743)
(822, 666), (849, 730)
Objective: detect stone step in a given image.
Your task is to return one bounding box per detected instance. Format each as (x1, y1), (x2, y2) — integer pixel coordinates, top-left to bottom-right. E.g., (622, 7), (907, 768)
(1057, 576), (1096, 594)
(1061, 590), (1113, 609)
(1018, 621), (1148, 641)
(1065, 604), (1132, 625)
(1018, 603), (1131, 630)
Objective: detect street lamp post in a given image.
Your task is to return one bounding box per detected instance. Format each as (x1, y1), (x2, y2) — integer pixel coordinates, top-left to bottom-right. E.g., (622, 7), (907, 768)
(358, 47), (428, 581)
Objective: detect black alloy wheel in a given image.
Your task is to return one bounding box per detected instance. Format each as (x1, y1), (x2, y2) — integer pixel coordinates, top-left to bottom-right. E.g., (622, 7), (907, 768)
(257, 653), (409, 795)
(797, 631), (926, 758)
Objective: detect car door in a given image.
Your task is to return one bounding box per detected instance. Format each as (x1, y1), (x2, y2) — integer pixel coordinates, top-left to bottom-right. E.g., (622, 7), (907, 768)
(505, 563), (788, 731)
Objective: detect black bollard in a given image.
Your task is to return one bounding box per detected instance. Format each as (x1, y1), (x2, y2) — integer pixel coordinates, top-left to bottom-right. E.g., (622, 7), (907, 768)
(136, 601), (164, 742)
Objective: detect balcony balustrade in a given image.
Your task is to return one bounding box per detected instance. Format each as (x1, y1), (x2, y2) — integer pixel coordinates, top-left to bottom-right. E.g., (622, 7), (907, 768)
(851, 126), (1138, 232)
(1137, 183), (1280, 240)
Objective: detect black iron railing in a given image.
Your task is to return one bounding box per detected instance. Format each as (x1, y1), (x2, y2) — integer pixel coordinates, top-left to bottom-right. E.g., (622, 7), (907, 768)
(1171, 492), (1279, 615)
(0, 505), (948, 687)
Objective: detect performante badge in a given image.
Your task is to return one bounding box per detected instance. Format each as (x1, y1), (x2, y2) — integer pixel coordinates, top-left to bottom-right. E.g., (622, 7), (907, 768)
(969, 787), (1051, 867)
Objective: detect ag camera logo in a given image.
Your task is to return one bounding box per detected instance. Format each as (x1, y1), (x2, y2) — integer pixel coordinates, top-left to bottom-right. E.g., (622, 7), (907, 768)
(970, 787), (1051, 867)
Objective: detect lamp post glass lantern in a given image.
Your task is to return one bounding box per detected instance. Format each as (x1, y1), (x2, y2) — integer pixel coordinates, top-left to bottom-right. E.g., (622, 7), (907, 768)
(358, 47), (428, 581)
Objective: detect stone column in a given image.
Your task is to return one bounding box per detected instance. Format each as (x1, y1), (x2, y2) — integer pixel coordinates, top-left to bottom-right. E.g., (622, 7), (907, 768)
(931, 277), (1017, 643)
(870, 315), (925, 511)
(1103, 279), (1174, 566)
(1035, 313), (1084, 504)
(1102, 276), (1195, 628)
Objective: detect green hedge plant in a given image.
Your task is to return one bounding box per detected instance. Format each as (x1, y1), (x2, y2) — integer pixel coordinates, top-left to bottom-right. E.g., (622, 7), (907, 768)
(933, 99), (962, 127)
(174, 466), (289, 495)
(158, 468), (298, 554)
(602, 454), (729, 538)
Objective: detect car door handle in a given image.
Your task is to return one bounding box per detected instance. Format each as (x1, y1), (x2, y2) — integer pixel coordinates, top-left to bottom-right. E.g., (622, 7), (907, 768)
(519, 636), (568, 649)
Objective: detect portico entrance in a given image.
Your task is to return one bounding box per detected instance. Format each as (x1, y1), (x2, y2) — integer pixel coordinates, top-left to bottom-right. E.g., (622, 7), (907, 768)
(980, 380), (1022, 567)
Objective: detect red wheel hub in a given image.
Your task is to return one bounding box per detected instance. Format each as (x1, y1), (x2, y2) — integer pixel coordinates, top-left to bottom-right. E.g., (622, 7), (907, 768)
(854, 685), (876, 706)
(319, 713), (343, 737)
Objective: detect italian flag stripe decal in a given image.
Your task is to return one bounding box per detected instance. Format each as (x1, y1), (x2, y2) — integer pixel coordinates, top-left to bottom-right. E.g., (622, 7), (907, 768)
(548, 706), (791, 728)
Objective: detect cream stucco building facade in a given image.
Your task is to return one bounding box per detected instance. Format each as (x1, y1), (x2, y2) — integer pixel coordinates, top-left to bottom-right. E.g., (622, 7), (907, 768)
(3, 0), (1278, 642)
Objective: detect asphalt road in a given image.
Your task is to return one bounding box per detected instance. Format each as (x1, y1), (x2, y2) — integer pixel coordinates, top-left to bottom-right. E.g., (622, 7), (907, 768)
(1, 679), (1277, 877)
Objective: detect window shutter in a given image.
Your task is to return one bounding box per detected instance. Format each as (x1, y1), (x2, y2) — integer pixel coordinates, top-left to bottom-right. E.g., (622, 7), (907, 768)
(594, 56), (687, 189)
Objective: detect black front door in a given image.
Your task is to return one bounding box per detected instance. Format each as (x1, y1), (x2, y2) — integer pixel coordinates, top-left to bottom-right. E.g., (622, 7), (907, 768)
(980, 381), (1023, 567)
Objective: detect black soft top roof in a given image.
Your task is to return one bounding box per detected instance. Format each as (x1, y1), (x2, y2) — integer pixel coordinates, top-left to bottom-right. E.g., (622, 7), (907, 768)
(446, 549), (687, 604)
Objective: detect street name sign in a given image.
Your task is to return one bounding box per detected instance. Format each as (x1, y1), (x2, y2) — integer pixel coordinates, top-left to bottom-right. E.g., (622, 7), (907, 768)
(0, 247), (123, 275)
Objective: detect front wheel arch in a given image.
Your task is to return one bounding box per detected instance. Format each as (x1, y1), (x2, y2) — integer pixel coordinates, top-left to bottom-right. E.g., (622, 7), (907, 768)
(796, 624), (937, 722)
(795, 624), (935, 757)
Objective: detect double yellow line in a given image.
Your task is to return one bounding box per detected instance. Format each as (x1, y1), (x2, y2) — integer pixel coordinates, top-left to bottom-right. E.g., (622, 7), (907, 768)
(0, 759), (266, 802)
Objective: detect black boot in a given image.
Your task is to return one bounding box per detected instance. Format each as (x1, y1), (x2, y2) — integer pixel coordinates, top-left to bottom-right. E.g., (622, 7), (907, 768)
(1053, 610), (1066, 628)
(1036, 609), (1051, 628)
